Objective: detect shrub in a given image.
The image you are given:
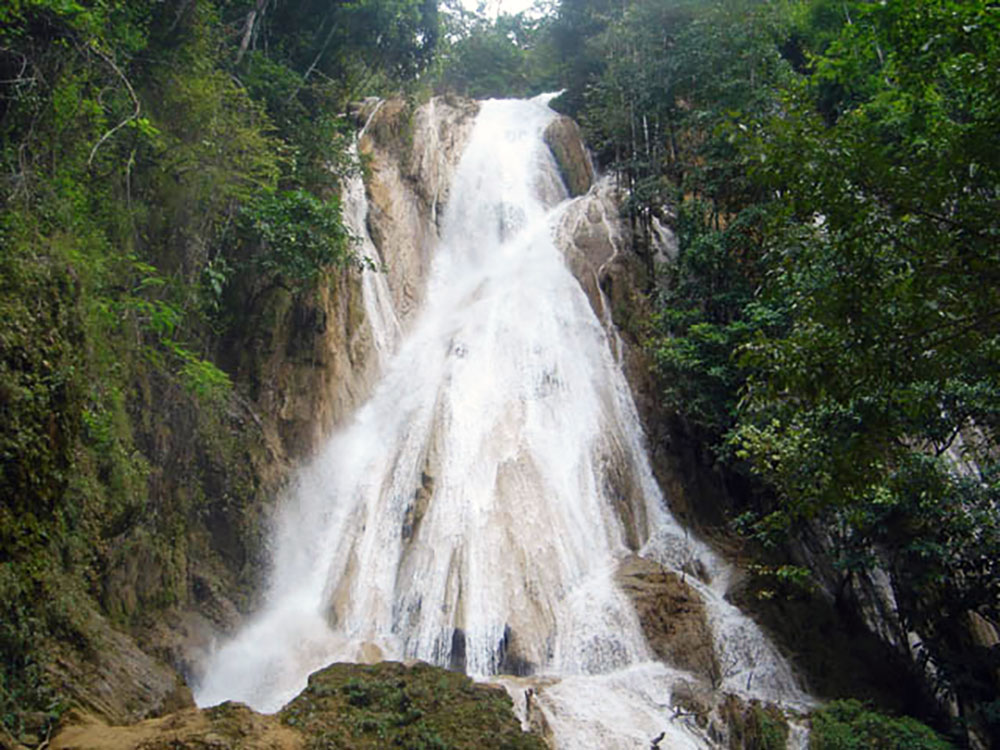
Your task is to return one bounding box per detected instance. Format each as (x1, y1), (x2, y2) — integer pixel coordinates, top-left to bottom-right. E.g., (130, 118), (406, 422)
(239, 189), (361, 287)
(810, 700), (953, 750)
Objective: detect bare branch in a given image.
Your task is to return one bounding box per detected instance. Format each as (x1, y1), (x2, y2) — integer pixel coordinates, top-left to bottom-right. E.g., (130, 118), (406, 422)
(86, 43), (140, 167)
(236, 0), (270, 64)
(302, 24), (338, 85)
(236, 10), (258, 65)
(0, 47), (32, 85)
(168, 0), (196, 34)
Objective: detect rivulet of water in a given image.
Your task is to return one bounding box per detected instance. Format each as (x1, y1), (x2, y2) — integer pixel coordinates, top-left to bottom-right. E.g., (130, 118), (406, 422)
(194, 95), (810, 748)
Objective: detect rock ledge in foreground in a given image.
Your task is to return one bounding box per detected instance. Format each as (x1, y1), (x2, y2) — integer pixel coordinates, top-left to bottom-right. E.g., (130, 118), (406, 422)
(52, 661), (545, 750)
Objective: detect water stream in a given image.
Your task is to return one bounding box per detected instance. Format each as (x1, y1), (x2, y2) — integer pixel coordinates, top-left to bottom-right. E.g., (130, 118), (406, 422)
(194, 95), (810, 748)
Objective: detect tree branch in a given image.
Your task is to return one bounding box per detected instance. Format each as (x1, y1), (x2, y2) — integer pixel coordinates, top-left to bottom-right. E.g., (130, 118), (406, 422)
(236, 0), (271, 65)
(87, 43), (140, 167)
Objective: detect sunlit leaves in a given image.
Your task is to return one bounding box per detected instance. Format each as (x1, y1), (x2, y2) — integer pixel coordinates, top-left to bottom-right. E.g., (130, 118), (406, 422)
(239, 189), (361, 287)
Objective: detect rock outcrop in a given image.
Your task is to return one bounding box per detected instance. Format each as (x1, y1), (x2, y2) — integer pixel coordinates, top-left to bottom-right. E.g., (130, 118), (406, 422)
(50, 662), (544, 750)
(543, 116), (594, 197)
(46, 621), (194, 728)
(555, 176), (625, 322)
(51, 704), (300, 750)
(360, 95), (479, 326)
(617, 555), (719, 682)
(230, 270), (377, 461)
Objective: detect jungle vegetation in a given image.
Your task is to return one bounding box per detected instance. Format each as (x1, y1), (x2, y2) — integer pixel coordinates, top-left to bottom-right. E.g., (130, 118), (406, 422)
(440, 0), (998, 743)
(547, 0), (999, 744)
(0, 0), (435, 738)
(1, 0), (996, 747)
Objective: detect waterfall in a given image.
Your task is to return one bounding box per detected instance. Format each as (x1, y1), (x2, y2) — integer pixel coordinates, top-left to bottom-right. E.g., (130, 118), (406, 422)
(194, 95), (810, 748)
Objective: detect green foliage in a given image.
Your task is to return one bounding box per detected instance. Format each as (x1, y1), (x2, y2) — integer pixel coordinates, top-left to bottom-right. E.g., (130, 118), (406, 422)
(566, 0), (795, 279)
(236, 51), (358, 193)
(729, 2), (1000, 665)
(746, 702), (789, 750)
(810, 700), (953, 750)
(564, 0), (1000, 739)
(744, 562), (814, 601)
(0, 0), (439, 737)
(238, 0), (438, 103)
(724, 697), (789, 750)
(0, 564), (62, 738)
(434, 4), (559, 98)
(648, 202), (783, 438)
(239, 189), (360, 287)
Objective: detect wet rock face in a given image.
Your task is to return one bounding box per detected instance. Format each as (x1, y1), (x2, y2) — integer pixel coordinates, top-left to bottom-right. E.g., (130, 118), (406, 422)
(402, 471), (434, 543)
(617, 555), (719, 682)
(553, 177), (626, 337)
(45, 620), (194, 729)
(498, 625), (535, 677)
(232, 267), (376, 462)
(361, 95), (479, 326)
(543, 116), (594, 197)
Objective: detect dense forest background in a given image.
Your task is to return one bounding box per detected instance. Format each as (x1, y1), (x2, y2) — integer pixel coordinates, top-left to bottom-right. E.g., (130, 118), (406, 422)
(1, 0), (997, 748)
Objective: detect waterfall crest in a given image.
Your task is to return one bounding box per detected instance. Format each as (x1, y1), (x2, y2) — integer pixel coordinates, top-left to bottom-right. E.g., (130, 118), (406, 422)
(195, 95), (810, 748)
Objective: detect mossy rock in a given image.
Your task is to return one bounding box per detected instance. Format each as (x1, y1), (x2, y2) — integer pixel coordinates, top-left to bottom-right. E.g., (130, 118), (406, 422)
(280, 662), (546, 750)
(721, 695), (789, 750)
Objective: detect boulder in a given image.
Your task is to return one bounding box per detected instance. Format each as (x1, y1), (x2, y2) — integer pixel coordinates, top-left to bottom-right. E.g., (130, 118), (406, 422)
(543, 116), (594, 197)
(617, 555), (719, 682)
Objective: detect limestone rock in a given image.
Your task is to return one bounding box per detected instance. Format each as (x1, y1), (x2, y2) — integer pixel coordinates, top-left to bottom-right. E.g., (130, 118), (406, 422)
(50, 704), (300, 750)
(361, 96), (479, 325)
(46, 617), (194, 726)
(617, 555), (719, 682)
(233, 268), (378, 462)
(51, 662), (544, 750)
(670, 679), (714, 728)
(553, 177), (627, 325)
(543, 115), (594, 197)
(402, 471), (434, 542)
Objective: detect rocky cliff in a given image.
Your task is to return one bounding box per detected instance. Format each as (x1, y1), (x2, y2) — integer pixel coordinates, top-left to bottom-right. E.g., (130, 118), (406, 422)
(358, 96), (479, 325)
(12, 96), (482, 744)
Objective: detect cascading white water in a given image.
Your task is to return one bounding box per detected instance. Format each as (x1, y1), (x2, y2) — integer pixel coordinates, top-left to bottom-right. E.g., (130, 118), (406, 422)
(194, 95), (810, 748)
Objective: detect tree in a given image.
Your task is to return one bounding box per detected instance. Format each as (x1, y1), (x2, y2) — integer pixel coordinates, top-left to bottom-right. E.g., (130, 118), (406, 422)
(730, 1), (1000, 739)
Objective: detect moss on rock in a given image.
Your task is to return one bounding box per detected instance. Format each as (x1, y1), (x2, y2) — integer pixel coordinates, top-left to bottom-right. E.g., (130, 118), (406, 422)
(281, 662), (546, 750)
(50, 662), (545, 750)
(721, 696), (789, 750)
